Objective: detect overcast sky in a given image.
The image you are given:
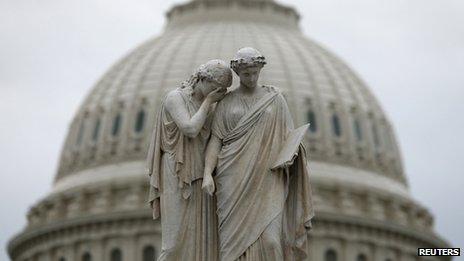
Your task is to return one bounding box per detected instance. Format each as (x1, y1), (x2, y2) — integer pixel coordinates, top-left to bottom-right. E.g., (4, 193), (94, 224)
(1, 0), (463, 260)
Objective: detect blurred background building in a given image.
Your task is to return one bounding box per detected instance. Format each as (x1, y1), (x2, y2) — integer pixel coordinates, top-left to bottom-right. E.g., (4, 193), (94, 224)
(7, 0), (450, 260)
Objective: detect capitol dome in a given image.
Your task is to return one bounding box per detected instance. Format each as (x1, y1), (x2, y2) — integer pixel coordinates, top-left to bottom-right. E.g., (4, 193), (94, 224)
(8, 0), (449, 260)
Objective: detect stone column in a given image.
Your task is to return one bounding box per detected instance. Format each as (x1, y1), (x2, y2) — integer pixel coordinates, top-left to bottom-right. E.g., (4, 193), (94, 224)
(367, 194), (385, 220)
(92, 186), (112, 214)
(339, 189), (357, 216)
(67, 192), (84, 218)
(124, 236), (137, 261)
(92, 238), (105, 261)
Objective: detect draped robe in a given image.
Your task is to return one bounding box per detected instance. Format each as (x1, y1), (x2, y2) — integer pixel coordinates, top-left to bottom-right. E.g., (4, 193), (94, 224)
(212, 86), (314, 261)
(147, 86), (218, 261)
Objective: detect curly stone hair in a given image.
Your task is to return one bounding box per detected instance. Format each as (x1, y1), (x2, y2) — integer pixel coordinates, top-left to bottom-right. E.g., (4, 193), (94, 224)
(182, 59), (232, 89)
(230, 47), (267, 74)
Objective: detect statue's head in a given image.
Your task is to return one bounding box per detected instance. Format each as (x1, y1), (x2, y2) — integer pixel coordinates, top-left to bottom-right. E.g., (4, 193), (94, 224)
(183, 59), (233, 97)
(230, 47), (267, 89)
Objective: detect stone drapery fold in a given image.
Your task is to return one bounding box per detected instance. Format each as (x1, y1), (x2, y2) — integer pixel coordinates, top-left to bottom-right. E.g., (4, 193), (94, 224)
(212, 86), (314, 261)
(146, 87), (217, 261)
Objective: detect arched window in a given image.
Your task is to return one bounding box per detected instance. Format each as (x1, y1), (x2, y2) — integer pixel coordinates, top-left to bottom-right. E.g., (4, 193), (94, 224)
(357, 254), (367, 261)
(135, 109), (145, 133)
(76, 120), (85, 145)
(143, 245), (156, 261)
(353, 118), (363, 141)
(92, 118), (101, 142)
(110, 248), (122, 261)
(82, 252), (91, 261)
(331, 114), (342, 137)
(307, 110), (317, 133)
(324, 249), (337, 261)
(112, 114), (122, 136)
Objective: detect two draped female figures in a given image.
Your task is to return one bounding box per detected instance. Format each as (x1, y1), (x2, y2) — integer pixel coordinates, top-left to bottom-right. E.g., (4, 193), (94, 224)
(147, 48), (314, 261)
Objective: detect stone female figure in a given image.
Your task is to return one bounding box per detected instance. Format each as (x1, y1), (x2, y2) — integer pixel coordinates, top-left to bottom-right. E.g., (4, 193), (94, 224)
(202, 48), (314, 261)
(147, 60), (232, 261)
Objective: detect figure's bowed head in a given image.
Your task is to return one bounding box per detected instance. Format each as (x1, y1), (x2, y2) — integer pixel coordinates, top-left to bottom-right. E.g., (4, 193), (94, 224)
(231, 47), (267, 90)
(163, 59), (232, 139)
(191, 59), (233, 103)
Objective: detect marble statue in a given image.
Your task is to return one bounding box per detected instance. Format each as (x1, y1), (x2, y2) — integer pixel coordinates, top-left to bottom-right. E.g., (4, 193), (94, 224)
(148, 48), (314, 261)
(202, 47), (314, 261)
(147, 59), (233, 261)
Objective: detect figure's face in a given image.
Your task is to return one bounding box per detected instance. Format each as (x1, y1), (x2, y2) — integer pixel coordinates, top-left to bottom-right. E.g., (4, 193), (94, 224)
(238, 66), (261, 89)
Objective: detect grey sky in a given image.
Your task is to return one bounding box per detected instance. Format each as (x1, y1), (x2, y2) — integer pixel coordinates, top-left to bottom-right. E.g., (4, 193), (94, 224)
(1, 0), (463, 260)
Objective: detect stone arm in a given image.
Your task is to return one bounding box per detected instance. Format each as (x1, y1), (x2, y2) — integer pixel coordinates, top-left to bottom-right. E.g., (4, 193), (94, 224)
(164, 91), (213, 138)
(202, 134), (222, 195)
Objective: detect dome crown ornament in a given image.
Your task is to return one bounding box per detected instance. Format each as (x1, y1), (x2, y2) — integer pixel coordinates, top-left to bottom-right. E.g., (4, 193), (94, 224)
(166, 0), (300, 30)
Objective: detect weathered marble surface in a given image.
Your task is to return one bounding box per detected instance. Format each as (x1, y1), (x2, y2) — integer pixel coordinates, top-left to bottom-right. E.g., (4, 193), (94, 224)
(147, 60), (232, 261)
(148, 48), (314, 261)
(202, 48), (314, 261)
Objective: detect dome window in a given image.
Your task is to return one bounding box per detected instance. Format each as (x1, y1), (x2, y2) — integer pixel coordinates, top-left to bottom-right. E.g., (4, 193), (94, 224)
(82, 252), (91, 261)
(112, 114), (122, 136)
(354, 119), (363, 141)
(110, 248), (122, 261)
(135, 109), (146, 133)
(92, 118), (101, 142)
(324, 249), (337, 261)
(357, 254), (367, 261)
(143, 245), (156, 261)
(307, 110), (317, 133)
(331, 114), (342, 137)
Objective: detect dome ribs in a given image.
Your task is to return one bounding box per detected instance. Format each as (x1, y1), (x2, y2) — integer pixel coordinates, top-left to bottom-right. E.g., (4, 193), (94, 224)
(260, 24), (300, 123)
(57, 10), (407, 187)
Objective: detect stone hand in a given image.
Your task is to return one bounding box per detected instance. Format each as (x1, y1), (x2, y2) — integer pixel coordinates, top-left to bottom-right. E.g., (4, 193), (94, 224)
(202, 174), (215, 195)
(206, 88), (227, 103)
